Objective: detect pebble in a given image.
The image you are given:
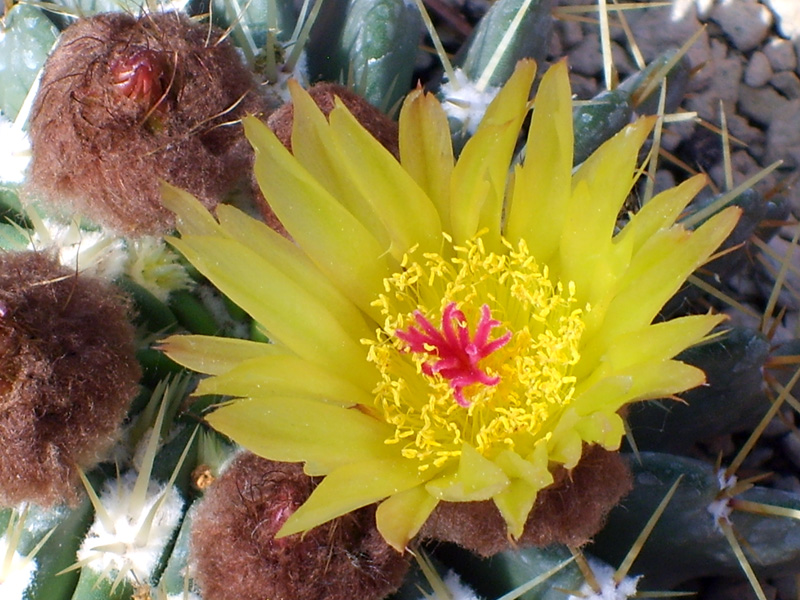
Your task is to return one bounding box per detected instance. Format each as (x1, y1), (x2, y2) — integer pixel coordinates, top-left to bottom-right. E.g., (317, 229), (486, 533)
(744, 50), (773, 87)
(703, 578), (778, 600)
(567, 72), (598, 99)
(770, 71), (800, 99)
(711, 0), (773, 53)
(772, 474), (800, 494)
(764, 37), (798, 72)
(687, 50), (743, 119)
(738, 83), (791, 125)
(764, 0), (800, 39)
(696, 0), (716, 20)
(726, 112), (767, 148)
(781, 430), (800, 470)
(558, 18), (583, 49)
(623, 2), (705, 63)
(766, 98), (800, 167)
(761, 409), (794, 438)
(568, 32), (603, 77)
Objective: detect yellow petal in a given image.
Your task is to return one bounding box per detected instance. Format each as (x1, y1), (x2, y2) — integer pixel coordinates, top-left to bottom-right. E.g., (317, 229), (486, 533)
(548, 407), (587, 468)
(557, 179), (634, 307)
(505, 60), (572, 263)
(195, 354), (373, 406)
(548, 428), (583, 469)
(578, 312), (726, 379)
(159, 334), (284, 375)
(424, 443), (510, 501)
(169, 236), (374, 388)
(494, 449), (553, 490)
(619, 174), (707, 253)
(449, 59), (535, 246)
(328, 98), (443, 257)
(598, 206), (741, 339)
(375, 485), (439, 552)
(557, 118), (654, 303)
(574, 410), (626, 449)
(574, 359), (706, 414)
(278, 458), (429, 537)
(493, 480), (539, 540)
(399, 88), (455, 226)
(206, 397), (395, 473)
(289, 80), (392, 251)
(215, 203), (377, 331)
(160, 182), (226, 237)
(244, 115), (396, 312)
(571, 116), (655, 211)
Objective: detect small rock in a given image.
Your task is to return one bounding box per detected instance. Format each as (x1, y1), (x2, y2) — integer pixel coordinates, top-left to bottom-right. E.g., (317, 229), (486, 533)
(568, 32), (602, 77)
(695, 0), (715, 20)
(766, 98), (800, 167)
(756, 232), (800, 309)
(744, 50), (773, 87)
(610, 41), (636, 78)
(764, 0), (800, 39)
(770, 71), (800, 100)
(687, 52), (743, 119)
(661, 118), (696, 152)
(624, 1), (705, 63)
(781, 431), (800, 470)
(547, 30), (563, 59)
(709, 149), (762, 190)
(567, 73), (598, 100)
(653, 169), (676, 194)
(764, 37), (797, 72)
(772, 474), (800, 495)
(703, 578), (777, 600)
(740, 445), (773, 470)
(727, 113), (766, 148)
(739, 83), (791, 125)
(711, 0), (773, 53)
(558, 18), (583, 49)
(761, 409), (793, 438)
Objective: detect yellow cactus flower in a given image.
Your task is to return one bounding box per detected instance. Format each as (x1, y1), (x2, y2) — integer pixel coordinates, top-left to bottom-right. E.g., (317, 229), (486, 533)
(161, 59), (740, 552)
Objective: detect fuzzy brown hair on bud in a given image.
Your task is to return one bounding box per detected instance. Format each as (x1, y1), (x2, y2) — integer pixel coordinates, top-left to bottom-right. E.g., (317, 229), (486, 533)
(419, 446), (633, 557)
(191, 452), (409, 600)
(27, 11), (267, 236)
(0, 251), (141, 506)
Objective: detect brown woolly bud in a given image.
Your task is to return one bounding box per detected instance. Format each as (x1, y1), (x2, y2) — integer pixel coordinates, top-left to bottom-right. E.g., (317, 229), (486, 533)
(27, 12), (267, 236)
(0, 251), (140, 506)
(419, 446), (632, 557)
(191, 453), (409, 600)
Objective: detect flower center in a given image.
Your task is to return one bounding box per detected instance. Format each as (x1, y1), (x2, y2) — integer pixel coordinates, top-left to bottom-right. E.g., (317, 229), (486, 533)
(395, 302), (511, 407)
(366, 238), (587, 470)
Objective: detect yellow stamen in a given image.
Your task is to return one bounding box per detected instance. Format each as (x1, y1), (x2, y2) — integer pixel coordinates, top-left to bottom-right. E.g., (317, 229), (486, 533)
(365, 238), (587, 471)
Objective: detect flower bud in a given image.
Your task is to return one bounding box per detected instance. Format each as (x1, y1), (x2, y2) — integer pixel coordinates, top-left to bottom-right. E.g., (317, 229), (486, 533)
(191, 452), (409, 600)
(0, 251), (140, 506)
(27, 12), (267, 236)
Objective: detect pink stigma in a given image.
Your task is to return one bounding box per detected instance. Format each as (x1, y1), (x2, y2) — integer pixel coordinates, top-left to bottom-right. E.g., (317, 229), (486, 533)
(395, 302), (511, 407)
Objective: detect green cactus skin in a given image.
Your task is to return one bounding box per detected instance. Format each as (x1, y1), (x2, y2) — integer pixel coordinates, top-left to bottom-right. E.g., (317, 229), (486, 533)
(455, 0), (553, 89)
(188, 0), (298, 47)
(591, 453), (800, 590)
(12, 497), (96, 600)
(0, 5), (58, 121)
(305, 0), (422, 113)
